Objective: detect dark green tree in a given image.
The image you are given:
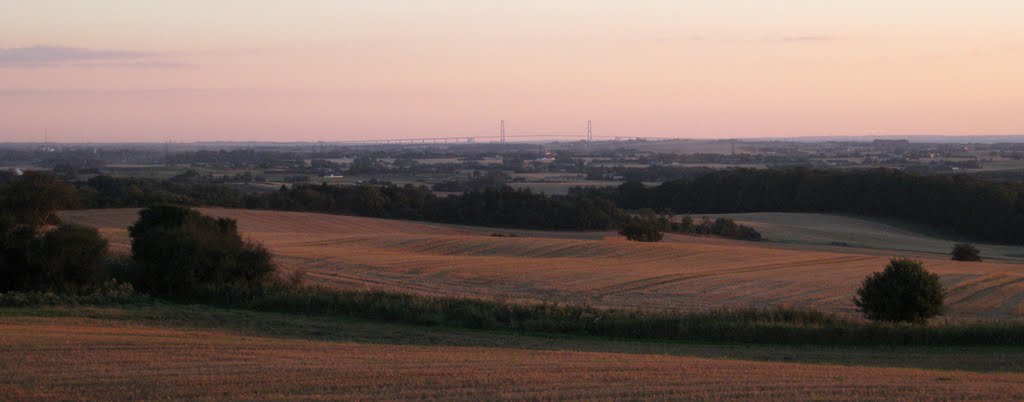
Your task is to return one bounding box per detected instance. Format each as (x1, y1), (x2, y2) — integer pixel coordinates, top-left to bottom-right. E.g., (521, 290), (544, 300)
(128, 205), (276, 296)
(0, 224), (108, 292)
(34, 224), (110, 291)
(619, 221), (664, 242)
(0, 171), (74, 228)
(0, 224), (40, 291)
(616, 181), (649, 210)
(951, 243), (982, 262)
(853, 258), (945, 323)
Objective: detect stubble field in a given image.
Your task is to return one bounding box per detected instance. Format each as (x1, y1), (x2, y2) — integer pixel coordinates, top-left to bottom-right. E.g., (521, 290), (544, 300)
(4, 306), (1024, 400)
(61, 208), (1024, 321)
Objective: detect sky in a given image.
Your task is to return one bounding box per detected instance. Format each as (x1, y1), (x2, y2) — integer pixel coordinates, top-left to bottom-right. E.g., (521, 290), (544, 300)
(1, 0), (1022, 142)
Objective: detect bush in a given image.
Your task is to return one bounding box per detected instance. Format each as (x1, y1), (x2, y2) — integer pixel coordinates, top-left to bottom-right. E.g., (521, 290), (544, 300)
(0, 224), (109, 292)
(128, 205), (276, 296)
(0, 280), (148, 307)
(707, 217), (761, 241)
(0, 225), (37, 291)
(619, 221), (664, 242)
(35, 224), (110, 291)
(1, 173), (109, 292)
(951, 243), (982, 262)
(854, 258), (945, 323)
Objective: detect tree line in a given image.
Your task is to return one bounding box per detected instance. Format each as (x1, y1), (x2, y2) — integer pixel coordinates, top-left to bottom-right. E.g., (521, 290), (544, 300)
(35, 166), (1016, 244)
(593, 168), (1024, 245)
(2, 172), (626, 231)
(252, 183), (626, 230)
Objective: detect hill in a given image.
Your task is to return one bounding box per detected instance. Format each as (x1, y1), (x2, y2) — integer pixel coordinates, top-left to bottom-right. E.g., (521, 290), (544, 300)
(61, 208), (1024, 321)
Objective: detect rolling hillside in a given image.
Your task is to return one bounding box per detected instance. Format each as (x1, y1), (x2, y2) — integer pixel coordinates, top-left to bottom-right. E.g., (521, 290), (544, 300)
(61, 208), (1024, 321)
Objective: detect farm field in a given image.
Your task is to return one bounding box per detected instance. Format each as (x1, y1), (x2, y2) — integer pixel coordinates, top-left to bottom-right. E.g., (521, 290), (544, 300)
(62, 208), (1024, 321)
(3, 305), (1024, 400)
(707, 212), (1024, 263)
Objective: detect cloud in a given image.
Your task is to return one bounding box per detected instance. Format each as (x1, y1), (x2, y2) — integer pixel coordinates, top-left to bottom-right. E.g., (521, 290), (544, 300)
(0, 88), (235, 96)
(778, 35), (835, 43)
(665, 35), (841, 44)
(71, 61), (195, 69)
(0, 45), (188, 69)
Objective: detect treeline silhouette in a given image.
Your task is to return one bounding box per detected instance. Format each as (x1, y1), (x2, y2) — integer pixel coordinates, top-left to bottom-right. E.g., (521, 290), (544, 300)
(42, 174), (623, 231)
(250, 184), (626, 230)
(12, 167), (1016, 242)
(599, 168), (1024, 244)
(75, 175), (246, 208)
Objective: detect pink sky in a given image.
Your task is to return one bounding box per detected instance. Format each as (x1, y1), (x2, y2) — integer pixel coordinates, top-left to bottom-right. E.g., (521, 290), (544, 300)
(1, 1), (1022, 142)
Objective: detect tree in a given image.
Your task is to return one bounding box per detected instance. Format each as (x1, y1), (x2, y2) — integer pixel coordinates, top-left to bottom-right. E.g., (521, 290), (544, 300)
(128, 205), (276, 296)
(0, 171), (74, 228)
(0, 225), (40, 291)
(468, 171), (508, 191)
(616, 181), (649, 210)
(951, 243), (982, 262)
(0, 173), (107, 292)
(34, 224), (109, 291)
(348, 156), (380, 174)
(853, 258), (945, 323)
(619, 221), (664, 242)
(0, 224), (108, 292)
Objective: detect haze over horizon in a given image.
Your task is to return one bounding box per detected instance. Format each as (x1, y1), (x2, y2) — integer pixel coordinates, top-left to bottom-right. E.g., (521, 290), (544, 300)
(2, 1), (1022, 143)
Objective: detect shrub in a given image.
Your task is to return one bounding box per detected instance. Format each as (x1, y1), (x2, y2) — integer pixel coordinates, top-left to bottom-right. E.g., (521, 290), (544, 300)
(35, 224), (110, 291)
(619, 221), (664, 242)
(0, 224), (109, 292)
(0, 280), (148, 307)
(128, 205), (276, 296)
(0, 225), (37, 291)
(951, 243), (982, 262)
(708, 217), (761, 241)
(854, 258), (945, 323)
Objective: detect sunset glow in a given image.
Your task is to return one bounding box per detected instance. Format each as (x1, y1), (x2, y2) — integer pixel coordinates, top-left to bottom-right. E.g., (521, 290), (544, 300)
(2, 0), (1022, 142)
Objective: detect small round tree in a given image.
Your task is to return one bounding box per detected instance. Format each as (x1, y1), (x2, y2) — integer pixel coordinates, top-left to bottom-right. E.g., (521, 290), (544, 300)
(854, 258), (945, 323)
(619, 222), (664, 242)
(951, 243), (982, 262)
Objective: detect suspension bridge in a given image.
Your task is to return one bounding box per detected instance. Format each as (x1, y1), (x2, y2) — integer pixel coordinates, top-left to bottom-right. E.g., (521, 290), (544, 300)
(328, 121), (688, 145)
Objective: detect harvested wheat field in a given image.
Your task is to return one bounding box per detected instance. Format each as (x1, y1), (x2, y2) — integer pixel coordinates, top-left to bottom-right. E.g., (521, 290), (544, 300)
(3, 307), (1024, 401)
(61, 208), (1024, 320)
